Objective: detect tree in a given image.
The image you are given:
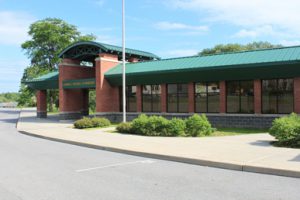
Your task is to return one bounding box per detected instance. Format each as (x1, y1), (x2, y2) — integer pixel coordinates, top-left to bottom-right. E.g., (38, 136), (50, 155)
(20, 18), (96, 110)
(199, 41), (282, 56)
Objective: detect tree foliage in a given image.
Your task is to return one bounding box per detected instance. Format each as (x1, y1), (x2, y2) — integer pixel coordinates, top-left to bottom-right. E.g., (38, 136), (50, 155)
(0, 92), (19, 103)
(19, 18), (96, 109)
(198, 41), (282, 56)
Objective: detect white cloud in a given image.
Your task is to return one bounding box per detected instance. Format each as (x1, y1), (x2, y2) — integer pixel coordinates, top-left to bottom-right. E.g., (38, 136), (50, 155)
(0, 11), (35, 45)
(280, 40), (300, 46)
(163, 49), (198, 57)
(155, 21), (208, 32)
(233, 25), (278, 38)
(167, 0), (300, 39)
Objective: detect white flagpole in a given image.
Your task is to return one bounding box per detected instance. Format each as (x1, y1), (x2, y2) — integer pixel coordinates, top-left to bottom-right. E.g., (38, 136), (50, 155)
(122, 0), (126, 122)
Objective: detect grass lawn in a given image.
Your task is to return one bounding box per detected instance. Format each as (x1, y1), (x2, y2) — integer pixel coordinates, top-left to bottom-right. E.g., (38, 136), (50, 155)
(211, 127), (268, 136)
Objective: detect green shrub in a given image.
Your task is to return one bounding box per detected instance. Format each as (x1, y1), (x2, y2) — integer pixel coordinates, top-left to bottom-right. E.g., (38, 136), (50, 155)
(269, 113), (300, 147)
(116, 122), (132, 133)
(74, 117), (94, 129)
(131, 114), (149, 135)
(185, 114), (213, 137)
(167, 118), (186, 136)
(144, 116), (169, 136)
(91, 117), (111, 127)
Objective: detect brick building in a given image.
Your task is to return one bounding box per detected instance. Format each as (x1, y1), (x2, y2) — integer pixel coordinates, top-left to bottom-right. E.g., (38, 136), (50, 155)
(24, 41), (300, 128)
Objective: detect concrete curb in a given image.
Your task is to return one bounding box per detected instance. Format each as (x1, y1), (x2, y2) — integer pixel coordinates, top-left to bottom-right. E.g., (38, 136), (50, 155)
(18, 130), (300, 179)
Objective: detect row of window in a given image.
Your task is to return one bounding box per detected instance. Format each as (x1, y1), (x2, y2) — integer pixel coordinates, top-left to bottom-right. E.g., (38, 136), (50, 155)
(120, 78), (294, 114)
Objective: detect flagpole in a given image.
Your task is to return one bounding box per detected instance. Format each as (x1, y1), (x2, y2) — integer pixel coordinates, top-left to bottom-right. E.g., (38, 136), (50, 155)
(122, 0), (126, 122)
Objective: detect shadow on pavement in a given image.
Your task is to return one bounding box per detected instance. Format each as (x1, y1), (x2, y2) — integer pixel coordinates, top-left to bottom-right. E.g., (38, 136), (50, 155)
(249, 140), (272, 147)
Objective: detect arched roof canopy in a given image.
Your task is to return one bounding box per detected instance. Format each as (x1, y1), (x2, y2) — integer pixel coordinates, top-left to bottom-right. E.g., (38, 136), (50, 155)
(59, 41), (160, 62)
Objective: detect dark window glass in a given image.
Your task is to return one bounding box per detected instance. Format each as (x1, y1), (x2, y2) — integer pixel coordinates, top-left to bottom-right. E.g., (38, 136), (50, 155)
(167, 84), (188, 113)
(142, 85), (161, 112)
(226, 81), (253, 113)
(119, 86), (137, 112)
(195, 82), (220, 113)
(262, 79), (293, 114)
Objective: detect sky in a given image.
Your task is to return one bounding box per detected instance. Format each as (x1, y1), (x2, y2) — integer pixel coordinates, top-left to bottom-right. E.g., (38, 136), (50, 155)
(1, 0), (300, 93)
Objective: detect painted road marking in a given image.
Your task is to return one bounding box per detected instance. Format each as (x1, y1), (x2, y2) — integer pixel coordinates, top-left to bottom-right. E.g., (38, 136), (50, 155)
(76, 159), (156, 172)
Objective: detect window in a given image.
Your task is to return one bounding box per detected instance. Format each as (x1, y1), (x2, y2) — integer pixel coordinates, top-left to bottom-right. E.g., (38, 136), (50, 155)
(167, 84), (188, 113)
(226, 81), (254, 113)
(195, 82), (220, 113)
(262, 79), (293, 114)
(142, 85), (161, 112)
(119, 86), (137, 112)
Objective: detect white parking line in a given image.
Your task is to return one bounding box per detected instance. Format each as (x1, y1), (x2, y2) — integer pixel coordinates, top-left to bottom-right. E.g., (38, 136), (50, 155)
(76, 159), (156, 173)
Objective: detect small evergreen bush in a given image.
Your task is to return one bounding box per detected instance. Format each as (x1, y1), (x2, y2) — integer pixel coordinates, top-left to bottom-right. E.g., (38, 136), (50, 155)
(185, 114), (213, 137)
(269, 113), (300, 147)
(131, 114), (149, 135)
(116, 122), (132, 133)
(74, 117), (94, 129)
(167, 118), (186, 136)
(144, 116), (169, 136)
(74, 117), (111, 129)
(91, 117), (111, 127)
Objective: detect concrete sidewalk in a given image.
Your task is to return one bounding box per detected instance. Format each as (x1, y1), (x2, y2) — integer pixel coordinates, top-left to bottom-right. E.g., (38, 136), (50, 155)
(17, 108), (300, 178)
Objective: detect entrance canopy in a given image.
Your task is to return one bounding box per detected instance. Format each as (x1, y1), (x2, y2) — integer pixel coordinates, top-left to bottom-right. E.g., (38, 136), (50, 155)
(59, 41), (160, 62)
(23, 71), (59, 90)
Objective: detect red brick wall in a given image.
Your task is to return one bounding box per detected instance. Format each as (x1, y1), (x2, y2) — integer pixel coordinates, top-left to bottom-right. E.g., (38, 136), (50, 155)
(136, 85), (142, 112)
(294, 77), (300, 113)
(220, 81), (226, 113)
(254, 79), (262, 114)
(59, 59), (95, 113)
(161, 84), (167, 112)
(36, 90), (47, 112)
(95, 54), (120, 112)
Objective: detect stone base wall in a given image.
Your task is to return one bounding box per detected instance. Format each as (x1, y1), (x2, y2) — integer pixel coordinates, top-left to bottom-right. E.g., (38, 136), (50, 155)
(59, 110), (88, 120)
(37, 111), (47, 118)
(96, 112), (285, 129)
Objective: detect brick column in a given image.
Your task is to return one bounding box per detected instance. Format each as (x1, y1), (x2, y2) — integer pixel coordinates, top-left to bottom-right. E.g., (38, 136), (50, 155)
(161, 84), (167, 112)
(59, 59), (95, 119)
(294, 77), (300, 113)
(36, 90), (47, 118)
(136, 85), (142, 112)
(220, 81), (226, 113)
(188, 82), (195, 113)
(95, 53), (120, 113)
(254, 79), (262, 114)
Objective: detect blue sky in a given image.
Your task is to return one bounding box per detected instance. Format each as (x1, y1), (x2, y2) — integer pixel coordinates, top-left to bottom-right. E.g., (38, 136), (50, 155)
(1, 0), (300, 93)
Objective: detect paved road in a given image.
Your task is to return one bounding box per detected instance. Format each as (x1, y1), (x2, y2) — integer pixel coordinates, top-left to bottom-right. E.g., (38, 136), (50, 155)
(0, 108), (299, 200)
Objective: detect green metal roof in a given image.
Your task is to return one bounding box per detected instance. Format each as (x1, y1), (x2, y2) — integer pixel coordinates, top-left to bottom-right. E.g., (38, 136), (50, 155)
(105, 46), (300, 85)
(23, 71), (59, 90)
(59, 41), (160, 61)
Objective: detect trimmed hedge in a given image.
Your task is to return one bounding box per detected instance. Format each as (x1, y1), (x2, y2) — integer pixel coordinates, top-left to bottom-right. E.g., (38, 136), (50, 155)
(269, 113), (300, 147)
(74, 117), (111, 129)
(116, 114), (214, 137)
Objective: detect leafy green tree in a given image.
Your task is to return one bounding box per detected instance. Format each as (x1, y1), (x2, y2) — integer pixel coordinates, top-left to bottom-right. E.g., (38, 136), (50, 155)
(20, 18), (96, 110)
(0, 92), (19, 103)
(199, 41), (282, 56)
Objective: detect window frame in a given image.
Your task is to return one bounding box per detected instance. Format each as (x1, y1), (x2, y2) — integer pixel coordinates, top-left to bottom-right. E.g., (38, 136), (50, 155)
(142, 84), (161, 112)
(261, 78), (294, 114)
(226, 80), (254, 114)
(167, 83), (189, 113)
(194, 82), (220, 113)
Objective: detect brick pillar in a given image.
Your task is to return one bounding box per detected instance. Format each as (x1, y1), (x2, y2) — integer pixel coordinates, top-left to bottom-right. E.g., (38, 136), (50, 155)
(161, 84), (167, 112)
(36, 90), (47, 118)
(136, 85), (142, 112)
(254, 79), (262, 114)
(294, 77), (300, 113)
(59, 59), (95, 119)
(95, 53), (120, 113)
(220, 81), (226, 113)
(188, 82), (195, 113)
